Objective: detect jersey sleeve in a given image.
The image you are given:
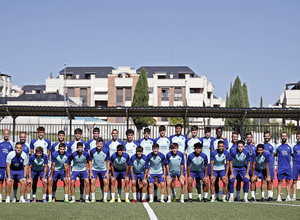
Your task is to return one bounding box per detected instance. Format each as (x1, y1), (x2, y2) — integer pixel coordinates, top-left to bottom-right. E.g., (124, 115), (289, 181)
(6, 152), (13, 163)
(28, 155), (34, 165)
(44, 155), (48, 165)
(224, 139), (229, 149)
(23, 153), (29, 165)
(225, 151), (230, 161)
(88, 150), (94, 161)
(204, 154), (208, 164)
(145, 156), (150, 168)
(110, 153), (116, 163)
(51, 152), (57, 163)
(47, 140), (51, 150)
(187, 154), (192, 164)
(165, 153), (170, 164)
(68, 153), (74, 162)
(153, 137), (159, 144)
(128, 156), (134, 166)
(30, 140), (35, 150)
(180, 152), (185, 164)
(210, 151), (216, 161)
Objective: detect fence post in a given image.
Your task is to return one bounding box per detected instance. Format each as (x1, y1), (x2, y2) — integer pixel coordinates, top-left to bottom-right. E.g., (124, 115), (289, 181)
(297, 117), (299, 133)
(12, 117), (16, 142)
(69, 118), (72, 142)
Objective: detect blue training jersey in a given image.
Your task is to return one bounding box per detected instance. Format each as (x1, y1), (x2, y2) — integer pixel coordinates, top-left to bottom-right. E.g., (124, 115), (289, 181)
(30, 138), (51, 154)
(187, 152), (208, 172)
(6, 151), (28, 171)
(186, 137), (202, 156)
(89, 148), (110, 171)
(129, 154), (149, 174)
(147, 152), (166, 175)
(0, 141), (14, 167)
(169, 135), (187, 154)
(276, 144), (292, 174)
(293, 142), (300, 165)
(104, 139), (125, 158)
(200, 137), (216, 162)
(263, 142), (276, 169)
(165, 151), (185, 175)
(245, 144), (256, 156)
(231, 148), (250, 168)
(110, 152), (130, 172)
(211, 149), (230, 171)
(154, 137), (171, 156)
(51, 151), (69, 171)
(20, 143), (30, 156)
(138, 138), (154, 156)
(125, 141), (139, 157)
(69, 151), (89, 172)
(251, 151), (269, 170)
(29, 153), (48, 172)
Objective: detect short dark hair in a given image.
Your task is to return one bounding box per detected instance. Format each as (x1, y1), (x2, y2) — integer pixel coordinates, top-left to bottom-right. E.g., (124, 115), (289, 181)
(77, 142), (84, 147)
(96, 137), (103, 143)
(126, 129), (134, 136)
(117, 144), (124, 151)
(297, 132), (300, 136)
(152, 143), (159, 149)
(191, 125), (198, 131)
(58, 130), (65, 135)
(36, 146), (44, 153)
(15, 142), (22, 147)
(159, 125), (166, 132)
(37, 126), (45, 132)
(204, 127), (211, 133)
(246, 133), (252, 137)
(144, 128), (151, 133)
(93, 127), (100, 133)
(136, 146), (143, 152)
(112, 129), (118, 133)
(59, 143), (66, 148)
(218, 140), (225, 146)
(175, 124), (183, 128)
(237, 140), (245, 146)
(264, 131), (270, 135)
(256, 144), (265, 150)
(74, 128), (82, 134)
(216, 127), (223, 132)
(194, 142), (202, 149)
(281, 131), (287, 136)
(171, 143), (179, 149)
(232, 131), (239, 136)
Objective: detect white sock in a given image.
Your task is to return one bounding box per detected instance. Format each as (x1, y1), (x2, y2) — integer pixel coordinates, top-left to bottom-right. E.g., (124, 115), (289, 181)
(211, 194), (215, 200)
(149, 194), (153, 200)
(230, 193), (234, 199)
(13, 190), (17, 198)
(27, 193), (30, 200)
(293, 194), (296, 199)
(42, 194), (46, 200)
(6, 196), (10, 200)
(142, 193), (146, 200)
(198, 194), (201, 198)
(85, 194), (89, 200)
(251, 191), (255, 198)
(33, 194), (36, 198)
(133, 193), (137, 200)
(181, 194), (184, 200)
(262, 191), (265, 198)
(161, 195), (164, 201)
(104, 192), (108, 200)
(112, 193), (115, 200)
(167, 195), (171, 200)
(0, 194), (2, 199)
(49, 195), (52, 201)
(65, 194), (68, 200)
(286, 195), (291, 199)
(244, 193), (248, 199)
(154, 190), (157, 197)
(91, 193), (95, 200)
(270, 191), (273, 198)
(125, 193), (129, 199)
(204, 192), (208, 199)
(71, 195), (75, 200)
(268, 190), (272, 198)
(118, 189), (121, 198)
(236, 191), (240, 198)
(80, 194), (83, 199)
(52, 192), (56, 198)
(20, 196), (24, 200)
(222, 195), (226, 200)
(171, 188), (176, 197)
(278, 195), (281, 200)
(188, 193), (193, 199)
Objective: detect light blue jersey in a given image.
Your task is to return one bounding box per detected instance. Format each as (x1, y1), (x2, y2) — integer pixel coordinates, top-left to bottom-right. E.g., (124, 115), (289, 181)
(104, 139), (125, 158)
(200, 137), (216, 162)
(187, 152), (208, 172)
(169, 135), (187, 153)
(231, 149), (250, 168)
(251, 151), (269, 170)
(69, 151), (89, 172)
(186, 137), (202, 156)
(125, 141), (139, 157)
(51, 151), (69, 171)
(87, 139), (106, 151)
(89, 148), (110, 171)
(165, 151), (185, 175)
(110, 152), (130, 172)
(50, 142), (69, 154)
(68, 140), (89, 153)
(129, 154), (149, 174)
(147, 152), (166, 175)
(30, 138), (51, 154)
(211, 149), (230, 171)
(29, 153), (48, 172)
(6, 151), (28, 171)
(138, 138), (154, 156)
(154, 137), (171, 156)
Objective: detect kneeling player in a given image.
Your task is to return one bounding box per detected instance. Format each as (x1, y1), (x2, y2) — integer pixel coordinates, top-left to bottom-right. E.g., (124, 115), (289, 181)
(250, 144), (270, 202)
(69, 142), (90, 203)
(89, 138), (110, 203)
(187, 143), (209, 202)
(48, 143), (69, 203)
(129, 146), (149, 203)
(166, 143), (185, 203)
(210, 140), (230, 202)
(110, 144), (130, 203)
(5, 142), (28, 203)
(28, 146), (48, 203)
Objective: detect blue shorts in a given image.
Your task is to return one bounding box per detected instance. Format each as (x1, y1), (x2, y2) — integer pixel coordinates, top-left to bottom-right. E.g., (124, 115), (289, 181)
(133, 173), (146, 182)
(170, 173), (181, 181)
(254, 169), (267, 180)
(114, 171), (130, 180)
(71, 170), (89, 181)
(52, 171), (65, 182)
(213, 170), (226, 179)
(269, 167), (275, 180)
(292, 165), (300, 180)
(207, 163), (211, 175)
(91, 170), (107, 179)
(31, 170), (48, 180)
(277, 172), (291, 181)
(190, 171), (205, 180)
(10, 170), (24, 181)
(233, 166), (247, 180)
(149, 174), (165, 183)
(0, 167), (6, 180)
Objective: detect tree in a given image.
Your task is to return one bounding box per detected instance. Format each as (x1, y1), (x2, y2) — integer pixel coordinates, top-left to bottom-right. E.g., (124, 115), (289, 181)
(260, 96), (264, 126)
(242, 83), (251, 129)
(225, 92), (229, 108)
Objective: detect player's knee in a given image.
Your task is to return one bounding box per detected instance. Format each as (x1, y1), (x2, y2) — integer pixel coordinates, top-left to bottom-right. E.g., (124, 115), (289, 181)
(149, 183), (153, 188)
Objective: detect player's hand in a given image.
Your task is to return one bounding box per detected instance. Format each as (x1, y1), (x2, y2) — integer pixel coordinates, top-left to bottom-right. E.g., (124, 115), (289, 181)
(27, 178), (32, 185)
(222, 136), (227, 140)
(245, 174), (250, 180)
(180, 175), (185, 182)
(167, 175), (171, 181)
(266, 175), (271, 181)
(20, 178), (26, 184)
(90, 173), (94, 179)
(210, 175), (215, 182)
(6, 177), (12, 184)
(131, 179), (136, 186)
(222, 176), (228, 182)
(42, 178), (47, 184)
(125, 176), (129, 182)
(162, 175), (165, 180)
(230, 174), (235, 180)
(203, 176), (209, 182)
(187, 176), (193, 184)
(104, 172), (109, 178)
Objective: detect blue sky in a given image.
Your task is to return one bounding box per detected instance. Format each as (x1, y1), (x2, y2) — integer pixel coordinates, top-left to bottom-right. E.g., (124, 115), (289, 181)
(0, 0), (299, 107)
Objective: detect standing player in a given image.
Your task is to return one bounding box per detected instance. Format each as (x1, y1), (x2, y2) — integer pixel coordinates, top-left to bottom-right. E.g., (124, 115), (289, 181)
(187, 142), (209, 202)
(210, 127), (229, 150)
(110, 145), (130, 203)
(229, 140), (251, 203)
(129, 146), (149, 203)
(250, 144), (270, 202)
(210, 140), (230, 203)
(50, 130), (69, 154)
(0, 129), (14, 202)
(28, 147), (48, 203)
(186, 126), (202, 156)
(275, 132), (292, 202)
(154, 125), (171, 156)
(5, 142), (28, 203)
(69, 142), (90, 203)
(138, 128), (154, 157)
(245, 133), (256, 190)
(148, 143), (166, 203)
(104, 129), (125, 157)
(48, 143), (69, 203)
(262, 130), (276, 201)
(87, 127), (105, 151)
(165, 143), (185, 203)
(89, 137), (110, 203)
(30, 126), (51, 157)
(125, 129), (139, 157)
(292, 132), (300, 201)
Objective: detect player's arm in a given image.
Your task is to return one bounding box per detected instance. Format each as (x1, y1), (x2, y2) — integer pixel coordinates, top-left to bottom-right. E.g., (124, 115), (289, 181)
(210, 160), (214, 179)
(229, 160), (234, 179)
(47, 149), (50, 157)
(265, 162), (270, 180)
(110, 163), (115, 178)
(204, 162), (208, 178)
(6, 162), (12, 183)
(89, 159), (93, 178)
(187, 163), (191, 180)
(31, 149), (34, 155)
(27, 164), (32, 185)
(64, 163), (69, 179)
(125, 164), (129, 179)
(166, 163), (170, 178)
(144, 167), (149, 183)
(163, 162), (166, 179)
(106, 160), (110, 177)
(23, 164), (28, 181)
(130, 165), (134, 180)
(42, 163), (48, 183)
(252, 161), (256, 177)
(50, 161), (55, 179)
(225, 160), (230, 177)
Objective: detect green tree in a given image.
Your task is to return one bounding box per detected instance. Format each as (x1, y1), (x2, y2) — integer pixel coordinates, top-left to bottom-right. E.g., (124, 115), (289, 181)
(225, 92), (229, 108)
(242, 83), (251, 132)
(168, 117), (184, 125)
(260, 96), (264, 126)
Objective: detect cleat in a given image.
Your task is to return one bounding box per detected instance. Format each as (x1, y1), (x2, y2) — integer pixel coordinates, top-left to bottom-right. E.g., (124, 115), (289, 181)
(141, 199), (147, 203)
(276, 197), (282, 202)
(103, 199), (108, 203)
(160, 199), (165, 203)
(267, 197), (275, 202)
(228, 197), (234, 203)
(243, 198), (249, 203)
(180, 199), (185, 203)
(132, 199), (138, 203)
(19, 199), (26, 203)
(64, 199), (69, 203)
(222, 199), (228, 203)
(149, 199), (153, 203)
(117, 198), (121, 203)
(203, 198), (209, 202)
(48, 199), (52, 203)
(85, 199), (90, 203)
(69, 199), (76, 203)
(154, 196), (158, 202)
(172, 197), (177, 202)
(211, 199), (215, 203)
(26, 199), (30, 203)
(197, 197), (202, 202)
(125, 198), (130, 203)
(260, 197), (265, 202)
(33, 198), (37, 203)
(12, 197), (17, 203)
(42, 199), (48, 203)
(187, 199), (193, 203)
(292, 198), (296, 202)
(5, 199), (10, 203)
(249, 198), (256, 202)
(52, 197), (56, 203)
(109, 199), (115, 203)
(80, 198), (84, 202)
(234, 197), (241, 202)
(91, 199), (96, 203)
(286, 197), (292, 202)
(167, 199), (171, 203)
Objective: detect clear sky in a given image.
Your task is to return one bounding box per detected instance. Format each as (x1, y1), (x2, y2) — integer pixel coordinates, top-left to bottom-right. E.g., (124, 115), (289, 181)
(1, 0), (299, 107)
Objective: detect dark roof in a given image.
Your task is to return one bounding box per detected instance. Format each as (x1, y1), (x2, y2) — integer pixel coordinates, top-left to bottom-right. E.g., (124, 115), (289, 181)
(291, 80), (300, 90)
(59, 67), (115, 79)
(22, 85), (46, 93)
(136, 66), (198, 79)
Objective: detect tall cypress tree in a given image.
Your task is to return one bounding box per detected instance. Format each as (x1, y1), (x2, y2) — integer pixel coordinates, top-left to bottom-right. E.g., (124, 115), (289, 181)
(225, 92), (229, 108)
(260, 96), (264, 125)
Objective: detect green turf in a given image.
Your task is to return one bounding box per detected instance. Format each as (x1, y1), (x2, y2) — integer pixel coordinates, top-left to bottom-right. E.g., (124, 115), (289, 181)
(1, 187), (300, 220)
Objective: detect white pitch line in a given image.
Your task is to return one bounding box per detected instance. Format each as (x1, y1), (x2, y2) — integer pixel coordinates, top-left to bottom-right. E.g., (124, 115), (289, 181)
(252, 202), (300, 207)
(143, 203), (158, 220)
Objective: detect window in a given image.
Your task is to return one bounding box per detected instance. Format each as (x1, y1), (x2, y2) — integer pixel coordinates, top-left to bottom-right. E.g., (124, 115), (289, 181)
(80, 88), (88, 106)
(95, 101), (107, 107)
(148, 87), (153, 93)
(67, 87), (75, 97)
(35, 90), (41, 94)
(174, 87), (182, 101)
(94, 91), (108, 95)
(178, 74), (185, 79)
(207, 92), (212, 99)
(125, 87), (131, 101)
(66, 74), (72, 79)
(158, 75), (166, 79)
(161, 117), (168, 121)
(85, 74), (91, 79)
(161, 88), (169, 101)
(116, 117), (123, 123)
(116, 88), (123, 106)
(190, 88), (202, 93)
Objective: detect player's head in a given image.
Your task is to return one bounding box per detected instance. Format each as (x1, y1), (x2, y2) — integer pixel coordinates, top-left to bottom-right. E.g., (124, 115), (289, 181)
(74, 128), (82, 140)
(76, 142), (84, 153)
(232, 131), (239, 143)
(136, 146), (143, 158)
(237, 140), (245, 153)
(159, 125), (166, 137)
(297, 132), (300, 143)
(171, 143), (179, 155)
(281, 132), (288, 143)
(194, 142), (202, 154)
(111, 129), (118, 140)
(3, 129), (10, 141)
(144, 128), (151, 139)
(217, 140), (225, 152)
(191, 125), (198, 137)
(96, 137), (104, 150)
(35, 146), (44, 158)
(152, 143), (159, 154)
(246, 133), (252, 144)
(58, 130), (65, 142)
(204, 127), (211, 138)
(256, 144), (265, 155)
(93, 127), (100, 139)
(264, 131), (270, 142)
(37, 126), (45, 139)
(126, 129), (134, 142)
(117, 144), (124, 156)
(216, 127), (223, 138)
(58, 143), (66, 155)
(15, 142), (23, 154)
(175, 124), (183, 135)
(19, 132), (26, 143)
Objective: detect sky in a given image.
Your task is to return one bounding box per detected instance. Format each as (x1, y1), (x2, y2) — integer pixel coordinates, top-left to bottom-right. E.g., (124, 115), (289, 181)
(0, 0), (299, 107)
